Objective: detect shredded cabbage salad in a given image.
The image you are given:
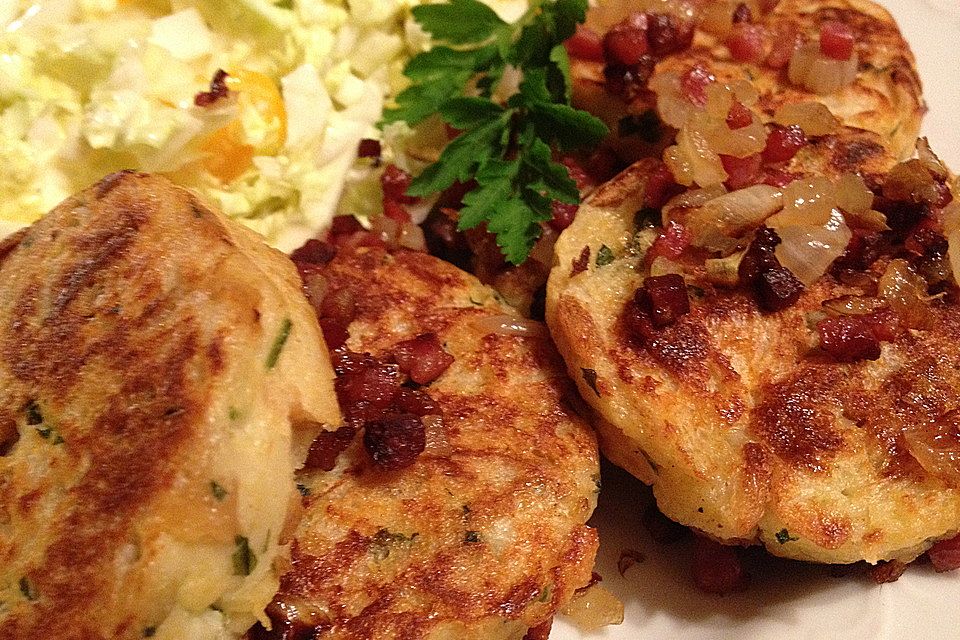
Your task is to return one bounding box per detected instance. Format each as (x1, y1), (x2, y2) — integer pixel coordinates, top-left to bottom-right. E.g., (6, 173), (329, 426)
(0, 0), (520, 249)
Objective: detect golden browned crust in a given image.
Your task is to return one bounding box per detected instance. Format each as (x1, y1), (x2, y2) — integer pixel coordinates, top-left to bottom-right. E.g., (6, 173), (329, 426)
(277, 247), (600, 639)
(0, 172), (339, 639)
(547, 162), (960, 564)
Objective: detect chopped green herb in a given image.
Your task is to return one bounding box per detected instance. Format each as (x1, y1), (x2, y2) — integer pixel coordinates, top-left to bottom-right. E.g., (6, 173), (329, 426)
(595, 244), (614, 266)
(274, 0), (294, 8)
(296, 483), (311, 498)
(462, 504), (471, 517)
(370, 529), (418, 561)
(232, 536), (257, 576)
(265, 318), (293, 369)
(580, 368), (600, 397)
(464, 530), (481, 544)
(143, 627), (157, 638)
(35, 425), (63, 444)
(210, 481), (227, 502)
(19, 577), (37, 601)
(24, 401), (42, 426)
(381, 0), (607, 265)
(775, 528), (798, 545)
(538, 585), (551, 602)
(228, 406), (241, 421)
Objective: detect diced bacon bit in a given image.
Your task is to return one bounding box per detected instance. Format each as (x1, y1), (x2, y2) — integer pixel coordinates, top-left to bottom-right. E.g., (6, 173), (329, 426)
(816, 315), (881, 362)
(904, 218), (948, 259)
(646, 220), (691, 263)
(727, 23), (766, 63)
(763, 168), (802, 188)
(604, 57), (656, 100)
(765, 27), (802, 69)
(560, 155), (594, 192)
(726, 101), (754, 130)
(680, 64), (713, 107)
(819, 20), (855, 61)
(523, 619), (554, 640)
(870, 560), (908, 584)
(357, 138), (382, 159)
(382, 199), (410, 222)
(634, 274), (691, 328)
(928, 533), (960, 572)
(692, 535), (750, 595)
(331, 348), (439, 469)
(732, 3), (753, 23)
(832, 229), (886, 273)
(381, 165), (417, 204)
(604, 13), (650, 66)
(319, 286), (357, 327)
(571, 245), (591, 276)
(565, 24), (605, 62)
(816, 306), (903, 362)
(721, 153), (763, 190)
(290, 238), (337, 266)
(318, 318), (350, 350)
(549, 156), (590, 231)
(390, 333), (455, 385)
(762, 124), (807, 163)
(645, 13), (695, 57)
(642, 506), (689, 544)
(738, 227), (804, 312)
(194, 69), (231, 107)
(645, 162), (682, 209)
(248, 599), (319, 640)
(550, 202), (579, 231)
(363, 413), (426, 470)
(303, 425), (358, 472)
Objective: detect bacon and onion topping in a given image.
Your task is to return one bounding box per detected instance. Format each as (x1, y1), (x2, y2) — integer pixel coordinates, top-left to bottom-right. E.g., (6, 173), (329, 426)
(738, 227), (804, 312)
(788, 38), (859, 95)
(928, 533), (960, 572)
(635, 274), (691, 328)
(692, 535), (749, 595)
(391, 333), (455, 385)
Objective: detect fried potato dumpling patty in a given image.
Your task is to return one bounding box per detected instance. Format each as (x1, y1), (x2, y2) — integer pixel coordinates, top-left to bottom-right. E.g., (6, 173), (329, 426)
(547, 161), (960, 564)
(0, 172), (340, 639)
(267, 247), (600, 639)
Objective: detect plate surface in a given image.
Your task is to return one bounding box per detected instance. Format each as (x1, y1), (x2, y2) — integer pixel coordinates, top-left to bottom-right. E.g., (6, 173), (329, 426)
(553, 1), (960, 637)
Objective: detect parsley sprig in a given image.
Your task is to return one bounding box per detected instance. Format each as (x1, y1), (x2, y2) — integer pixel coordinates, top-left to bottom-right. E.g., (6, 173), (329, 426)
(382, 0), (608, 264)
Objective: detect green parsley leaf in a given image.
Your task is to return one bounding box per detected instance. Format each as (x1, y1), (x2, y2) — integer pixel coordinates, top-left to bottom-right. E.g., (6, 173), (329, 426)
(412, 0), (506, 44)
(596, 245), (615, 266)
(381, 0), (607, 264)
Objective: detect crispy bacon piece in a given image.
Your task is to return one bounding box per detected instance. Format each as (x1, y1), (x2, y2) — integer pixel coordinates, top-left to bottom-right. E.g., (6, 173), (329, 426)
(646, 13), (694, 57)
(739, 227), (804, 312)
(566, 24), (605, 61)
(303, 426), (358, 472)
(523, 618), (554, 640)
(194, 69), (231, 107)
(391, 333), (455, 385)
(363, 413), (426, 471)
(721, 153), (763, 190)
(762, 125), (807, 163)
(928, 534), (960, 572)
(870, 560), (908, 584)
(692, 535), (749, 594)
(604, 13), (650, 66)
(727, 24), (765, 63)
(634, 274), (690, 328)
(817, 316), (882, 362)
(819, 20), (855, 61)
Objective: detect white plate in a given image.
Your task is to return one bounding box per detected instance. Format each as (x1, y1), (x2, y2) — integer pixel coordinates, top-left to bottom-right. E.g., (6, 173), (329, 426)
(554, 2), (960, 638)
